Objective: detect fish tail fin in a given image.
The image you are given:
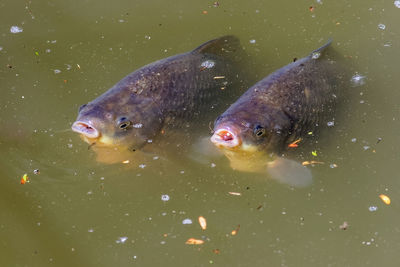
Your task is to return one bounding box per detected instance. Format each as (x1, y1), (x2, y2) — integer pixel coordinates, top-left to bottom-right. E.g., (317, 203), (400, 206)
(309, 39), (333, 58)
(192, 35), (241, 58)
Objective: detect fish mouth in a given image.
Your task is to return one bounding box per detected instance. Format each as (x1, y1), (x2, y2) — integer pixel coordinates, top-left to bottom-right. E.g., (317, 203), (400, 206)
(71, 120), (100, 139)
(210, 127), (241, 149)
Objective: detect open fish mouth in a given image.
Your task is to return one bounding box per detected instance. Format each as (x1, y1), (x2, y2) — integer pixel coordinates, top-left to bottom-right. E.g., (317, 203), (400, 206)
(71, 120), (100, 139)
(210, 128), (241, 149)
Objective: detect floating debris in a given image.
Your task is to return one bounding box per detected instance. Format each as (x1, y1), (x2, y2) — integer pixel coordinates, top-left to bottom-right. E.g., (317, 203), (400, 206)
(161, 194), (170, 202)
(228, 192), (242, 196)
(10, 26), (23, 34)
(138, 164), (146, 169)
(198, 216), (207, 230)
(213, 76), (225, 79)
(302, 161), (324, 166)
(378, 23), (386, 30)
(309, 6), (315, 12)
(368, 206), (378, 212)
(185, 238), (204, 245)
(33, 169), (40, 175)
(379, 194), (391, 205)
(249, 39), (256, 44)
(116, 237), (128, 244)
(339, 221), (349, 230)
(395, 0), (400, 8)
(329, 163), (338, 168)
(122, 160), (130, 164)
(311, 150), (318, 156)
(20, 174), (29, 184)
(212, 249), (221, 254)
(133, 123), (143, 128)
(231, 225), (240, 236)
(210, 163), (216, 168)
(182, 218), (193, 225)
(327, 121), (334, 127)
(288, 138), (302, 148)
(54, 69), (61, 74)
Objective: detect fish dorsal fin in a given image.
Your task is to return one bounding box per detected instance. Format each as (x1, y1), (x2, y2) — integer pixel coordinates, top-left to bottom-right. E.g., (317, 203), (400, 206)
(309, 39), (332, 59)
(192, 35), (240, 56)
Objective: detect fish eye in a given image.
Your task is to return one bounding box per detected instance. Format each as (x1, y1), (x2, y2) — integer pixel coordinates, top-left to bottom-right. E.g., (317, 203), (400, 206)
(78, 104), (87, 112)
(117, 117), (132, 130)
(253, 125), (266, 138)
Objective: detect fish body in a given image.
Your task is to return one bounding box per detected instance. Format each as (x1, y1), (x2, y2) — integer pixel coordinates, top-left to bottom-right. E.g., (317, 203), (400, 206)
(211, 40), (344, 176)
(72, 36), (243, 151)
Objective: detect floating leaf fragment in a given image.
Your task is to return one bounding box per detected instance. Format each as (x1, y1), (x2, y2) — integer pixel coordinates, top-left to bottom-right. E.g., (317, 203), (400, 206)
(213, 76), (225, 79)
(34, 51), (39, 56)
(77, 64), (81, 69)
(311, 150), (317, 156)
(379, 194), (391, 205)
(339, 221), (349, 230)
(122, 160), (130, 164)
(185, 238), (204, 245)
(302, 161), (324, 166)
(198, 216), (207, 230)
(228, 192), (241, 196)
(20, 174), (29, 184)
(288, 138), (302, 148)
(231, 224), (240, 236)
(212, 249), (221, 254)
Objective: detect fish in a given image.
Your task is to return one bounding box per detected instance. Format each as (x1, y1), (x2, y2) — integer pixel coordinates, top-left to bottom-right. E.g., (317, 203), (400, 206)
(72, 36), (245, 157)
(210, 40), (346, 187)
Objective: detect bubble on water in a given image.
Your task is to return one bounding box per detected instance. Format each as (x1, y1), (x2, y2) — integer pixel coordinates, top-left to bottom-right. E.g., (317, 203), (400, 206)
(133, 123), (143, 128)
(45, 49), (51, 53)
(329, 163), (337, 168)
(363, 146), (370, 150)
(201, 60), (215, 69)
(88, 228), (94, 233)
(369, 206), (378, 212)
(161, 194), (170, 202)
(116, 236), (128, 244)
(327, 121), (334, 127)
(54, 69), (61, 74)
(378, 23), (386, 30)
(138, 164), (146, 169)
(210, 163), (216, 168)
(0, 47), (3, 51)
(119, 19), (125, 23)
(153, 156), (159, 160)
(351, 138), (357, 143)
(10, 26), (23, 34)
(182, 218), (192, 224)
(249, 39), (256, 44)
(394, 0), (400, 8)
(350, 73), (366, 87)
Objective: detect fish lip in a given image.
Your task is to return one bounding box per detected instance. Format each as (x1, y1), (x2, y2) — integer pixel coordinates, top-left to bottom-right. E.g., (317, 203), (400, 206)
(210, 127), (241, 149)
(71, 120), (100, 139)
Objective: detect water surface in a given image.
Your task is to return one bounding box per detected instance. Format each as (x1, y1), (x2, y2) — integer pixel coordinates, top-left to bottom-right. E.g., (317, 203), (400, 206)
(1, 0), (400, 266)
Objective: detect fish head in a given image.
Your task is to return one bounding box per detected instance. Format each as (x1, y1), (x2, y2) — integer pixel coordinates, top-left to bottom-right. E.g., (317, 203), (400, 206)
(72, 92), (162, 150)
(210, 106), (289, 171)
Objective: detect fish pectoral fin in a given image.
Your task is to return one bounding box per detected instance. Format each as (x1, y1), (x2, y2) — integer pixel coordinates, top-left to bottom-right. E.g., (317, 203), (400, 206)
(266, 157), (313, 188)
(192, 35), (240, 56)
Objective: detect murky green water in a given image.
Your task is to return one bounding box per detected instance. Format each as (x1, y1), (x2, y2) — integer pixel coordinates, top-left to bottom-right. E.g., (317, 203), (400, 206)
(1, 0), (400, 266)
